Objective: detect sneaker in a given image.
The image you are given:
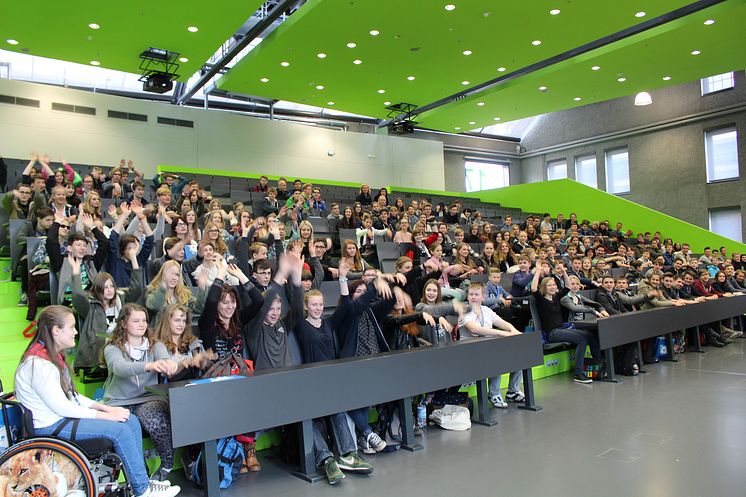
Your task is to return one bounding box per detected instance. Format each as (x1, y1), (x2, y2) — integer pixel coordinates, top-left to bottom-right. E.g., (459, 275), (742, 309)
(488, 394), (508, 408)
(337, 451), (373, 474)
(731, 330), (744, 339)
(137, 481), (180, 497)
(357, 435), (375, 455)
(573, 373), (593, 384)
(18, 294), (28, 306)
(149, 467), (172, 483)
(323, 457), (345, 485)
(505, 390), (525, 403)
(708, 337), (726, 347)
(366, 431), (387, 453)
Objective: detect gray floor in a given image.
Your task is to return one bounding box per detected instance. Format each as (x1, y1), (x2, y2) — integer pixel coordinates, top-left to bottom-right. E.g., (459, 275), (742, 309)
(174, 341), (746, 497)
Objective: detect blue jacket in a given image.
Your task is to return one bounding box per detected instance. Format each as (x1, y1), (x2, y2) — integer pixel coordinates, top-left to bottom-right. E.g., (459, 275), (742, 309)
(106, 231), (154, 287)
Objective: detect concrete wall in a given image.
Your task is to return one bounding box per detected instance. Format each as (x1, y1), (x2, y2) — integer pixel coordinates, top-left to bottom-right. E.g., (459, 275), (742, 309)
(519, 71), (746, 241)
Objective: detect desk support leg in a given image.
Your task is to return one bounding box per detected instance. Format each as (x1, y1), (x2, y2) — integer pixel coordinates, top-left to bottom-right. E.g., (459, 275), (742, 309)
(664, 333), (679, 362)
(690, 327), (704, 353)
(636, 342), (648, 373)
(599, 349), (621, 383)
(473, 379), (499, 425)
(398, 397), (423, 451)
(201, 440), (219, 497)
(517, 368), (543, 412)
(291, 420), (324, 483)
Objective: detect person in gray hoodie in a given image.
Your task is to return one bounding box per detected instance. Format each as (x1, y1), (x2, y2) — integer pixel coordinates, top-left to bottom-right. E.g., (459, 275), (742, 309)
(103, 303), (179, 482)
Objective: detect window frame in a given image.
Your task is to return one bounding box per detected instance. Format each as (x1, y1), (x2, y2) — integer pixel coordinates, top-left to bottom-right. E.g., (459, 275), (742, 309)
(708, 206), (743, 243)
(464, 159), (510, 192)
(546, 158), (568, 181)
(604, 147), (631, 195)
(704, 125), (739, 183)
(574, 153), (598, 189)
(700, 72), (735, 96)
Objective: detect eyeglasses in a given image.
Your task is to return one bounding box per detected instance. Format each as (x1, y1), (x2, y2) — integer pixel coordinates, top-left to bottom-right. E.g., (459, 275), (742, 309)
(209, 228), (220, 233)
(59, 225), (70, 229)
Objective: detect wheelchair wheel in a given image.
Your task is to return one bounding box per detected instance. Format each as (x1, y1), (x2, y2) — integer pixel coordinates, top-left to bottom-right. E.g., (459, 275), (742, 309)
(0, 437), (95, 497)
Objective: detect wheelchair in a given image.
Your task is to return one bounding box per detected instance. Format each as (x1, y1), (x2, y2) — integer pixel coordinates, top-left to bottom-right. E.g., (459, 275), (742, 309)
(1, 392), (132, 497)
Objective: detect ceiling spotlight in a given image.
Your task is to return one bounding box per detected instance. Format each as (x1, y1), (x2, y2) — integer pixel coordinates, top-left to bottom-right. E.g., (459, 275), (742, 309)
(370, 29), (380, 36)
(347, 42), (356, 48)
(445, 4), (456, 11)
(377, 89), (386, 94)
(634, 92), (652, 106)
(703, 19), (715, 25)
(454, 127), (461, 130)
(6, 39), (19, 45)
(538, 86), (547, 91)
(88, 23), (100, 29)
(532, 40), (542, 46)
(327, 101), (335, 106)
(260, 77), (269, 82)
(549, 9), (561, 15)
(317, 52), (327, 58)
(690, 50), (701, 55)
(469, 121), (476, 125)
(635, 11), (646, 17)
(497, 67), (506, 72)
(280, 61), (290, 67)
(463, 50), (472, 55)
(591, 65), (600, 71)
(477, 102), (485, 106)
(384, 101), (391, 105)
(407, 76), (415, 80)
(179, 57), (189, 63)
(353, 59), (362, 64)
(461, 80), (470, 85)
(316, 85), (325, 90)
(90, 60), (100, 66)
(187, 26), (199, 32)
(617, 77), (626, 82)
(573, 97), (582, 101)
(662, 76), (672, 81)
(493, 117), (501, 121)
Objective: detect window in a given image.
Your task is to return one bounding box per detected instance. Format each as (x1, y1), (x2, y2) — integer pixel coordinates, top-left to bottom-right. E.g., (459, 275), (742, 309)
(546, 159), (567, 180)
(709, 207), (742, 243)
(605, 148), (630, 194)
(701, 72), (735, 95)
(705, 127), (739, 182)
(574, 154), (597, 188)
(465, 160), (510, 192)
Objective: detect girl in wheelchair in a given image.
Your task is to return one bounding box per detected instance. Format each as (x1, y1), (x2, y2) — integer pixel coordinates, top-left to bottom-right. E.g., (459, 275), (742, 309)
(13, 305), (181, 497)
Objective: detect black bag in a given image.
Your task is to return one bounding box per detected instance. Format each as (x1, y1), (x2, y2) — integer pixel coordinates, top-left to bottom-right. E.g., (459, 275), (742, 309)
(370, 402), (401, 453)
(429, 390), (474, 418)
(613, 344), (640, 376)
(640, 338), (658, 364)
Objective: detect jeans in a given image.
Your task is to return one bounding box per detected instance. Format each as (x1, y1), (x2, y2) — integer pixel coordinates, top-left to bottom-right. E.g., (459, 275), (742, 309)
(347, 407), (373, 439)
(488, 371), (522, 398)
(313, 412), (358, 467)
(548, 327), (601, 375)
(36, 416), (150, 496)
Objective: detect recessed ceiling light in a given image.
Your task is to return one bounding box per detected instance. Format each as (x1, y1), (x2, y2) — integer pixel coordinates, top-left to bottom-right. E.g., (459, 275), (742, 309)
(454, 127), (461, 130)
(461, 80), (470, 85)
(538, 86), (547, 91)
(384, 101), (391, 105)
(635, 11), (646, 17)
(377, 89), (386, 94)
(497, 67), (506, 72)
(469, 121), (476, 125)
(617, 77), (626, 82)
(407, 76), (415, 81)
(6, 39), (19, 45)
(369, 29), (380, 36)
(532, 40), (542, 46)
(347, 42), (356, 48)
(327, 101), (335, 106)
(317, 52), (327, 58)
(90, 60), (100, 66)
(549, 9), (561, 15)
(179, 57), (189, 63)
(187, 26), (199, 32)
(353, 59), (362, 65)
(316, 85), (325, 90)
(703, 19), (715, 25)
(662, 76), (672, 81)
(88, 23), (100, 29)
(477, 102), (485, 106)
(462, 50), (472, 55)
(445, 4), (456, 11)
(690, 50), (701, 55)
(573, 97), (582, 101)
(260, 77), (269, 83)
(280, 61), (290, 67)
(493, 117), (501, 121)
(591, 65), (601, 71)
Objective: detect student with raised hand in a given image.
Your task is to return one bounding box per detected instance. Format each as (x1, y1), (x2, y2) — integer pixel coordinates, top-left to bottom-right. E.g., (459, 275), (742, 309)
(458, 282), (523, 408)
(145, 260), (198, 326)
(530, 262), (603, 384)
(107, 202), (155, 287)
(381, 285), (436, 350)
(14, 306), (181, 497)
(155, 303), (216, 382)
(415, 279), (466, 345)
(103, 304), (180, 483)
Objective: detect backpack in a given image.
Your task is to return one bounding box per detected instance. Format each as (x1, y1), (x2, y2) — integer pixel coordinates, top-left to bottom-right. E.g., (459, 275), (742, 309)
(613, 344), (640, 376)
(370, 402), (402, 453)
(192, 436), (245, 489)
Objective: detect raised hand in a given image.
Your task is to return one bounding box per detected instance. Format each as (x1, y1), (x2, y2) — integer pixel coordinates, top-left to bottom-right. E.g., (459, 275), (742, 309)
(118, 202), (131, 218)
(216, 257), (228, 281)
(107, 204), (118, 219)
(67, 253), (81, 276)
(374, 275), (393, 300)
(79, 212), (94, 229)
(130, 202), (144, 217)
(337, 262), (349, 279)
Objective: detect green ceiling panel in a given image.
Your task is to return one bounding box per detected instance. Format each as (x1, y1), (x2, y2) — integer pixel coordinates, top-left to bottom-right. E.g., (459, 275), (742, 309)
(216, 0), (722, 124)
(0, 1), (265, 81)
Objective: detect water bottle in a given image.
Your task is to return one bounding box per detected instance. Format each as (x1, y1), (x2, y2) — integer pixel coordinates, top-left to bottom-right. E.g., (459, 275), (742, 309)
(416, 402), (427, 429)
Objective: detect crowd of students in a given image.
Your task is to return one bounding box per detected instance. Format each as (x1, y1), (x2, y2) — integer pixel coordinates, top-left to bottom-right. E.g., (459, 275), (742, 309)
(6, 156), (746, 493)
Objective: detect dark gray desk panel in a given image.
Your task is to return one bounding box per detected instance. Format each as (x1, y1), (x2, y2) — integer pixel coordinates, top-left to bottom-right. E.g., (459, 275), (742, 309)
(598, 296), (746, 349)
(149, 332), (543, 447)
